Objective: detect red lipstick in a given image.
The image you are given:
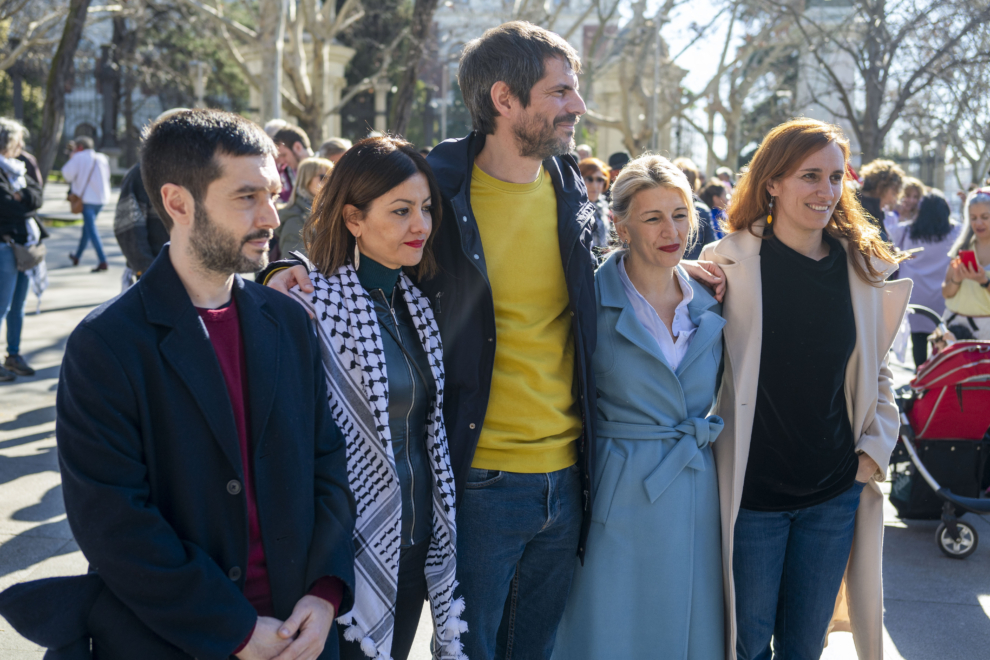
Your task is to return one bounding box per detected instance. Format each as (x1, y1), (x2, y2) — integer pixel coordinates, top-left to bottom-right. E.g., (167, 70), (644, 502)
(659, 244), (680, 253)
(405, 240), (425, 248)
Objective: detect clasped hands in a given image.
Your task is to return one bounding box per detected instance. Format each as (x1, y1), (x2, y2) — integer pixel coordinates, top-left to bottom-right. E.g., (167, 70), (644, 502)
(236, 595), (335, 660)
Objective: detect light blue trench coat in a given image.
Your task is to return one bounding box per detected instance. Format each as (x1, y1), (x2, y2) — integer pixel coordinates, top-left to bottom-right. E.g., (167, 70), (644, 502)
(553, 252), (727, 660)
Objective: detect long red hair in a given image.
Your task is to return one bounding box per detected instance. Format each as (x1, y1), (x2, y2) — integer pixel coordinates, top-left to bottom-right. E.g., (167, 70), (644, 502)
(727, 118), (904, 283)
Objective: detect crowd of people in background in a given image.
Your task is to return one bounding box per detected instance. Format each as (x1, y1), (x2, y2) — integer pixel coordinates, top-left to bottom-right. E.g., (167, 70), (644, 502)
(5, 16), (990, 660)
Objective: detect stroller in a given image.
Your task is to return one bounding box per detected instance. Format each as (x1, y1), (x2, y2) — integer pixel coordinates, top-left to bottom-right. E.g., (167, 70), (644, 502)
(890, 305), (990, 559)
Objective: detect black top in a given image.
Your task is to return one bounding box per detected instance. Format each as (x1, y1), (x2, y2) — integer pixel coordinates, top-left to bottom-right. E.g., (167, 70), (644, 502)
(0, 159), (43, 245)
(741, 233), (859, 511)
(357, 256), (436, 546)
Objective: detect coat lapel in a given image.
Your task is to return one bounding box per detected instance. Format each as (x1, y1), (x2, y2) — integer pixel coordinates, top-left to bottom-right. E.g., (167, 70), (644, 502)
(842, 244), (912, 439)
(675, 278), (726, 377)
(598, 252), (673, 369)
(712, 228), (764, 409)
(140, 249), (244, 477)
(234, 280), (280, 458)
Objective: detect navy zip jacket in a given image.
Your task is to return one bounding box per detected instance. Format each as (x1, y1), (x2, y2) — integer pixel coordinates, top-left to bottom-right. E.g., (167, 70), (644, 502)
(260, 132), (601, 559)
(421, 133), (600, 560)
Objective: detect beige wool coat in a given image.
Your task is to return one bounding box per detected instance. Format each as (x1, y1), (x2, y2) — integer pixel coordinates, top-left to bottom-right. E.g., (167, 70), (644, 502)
(702, 224), (912, 660)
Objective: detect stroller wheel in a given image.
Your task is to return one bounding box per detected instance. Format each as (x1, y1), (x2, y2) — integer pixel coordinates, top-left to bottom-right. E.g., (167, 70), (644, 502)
(936, 521), (979, 559)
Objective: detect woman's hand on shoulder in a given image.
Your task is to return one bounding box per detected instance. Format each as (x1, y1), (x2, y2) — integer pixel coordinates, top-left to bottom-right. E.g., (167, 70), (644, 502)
(682, 260), (726, 302)
(267, 265), (315, 318)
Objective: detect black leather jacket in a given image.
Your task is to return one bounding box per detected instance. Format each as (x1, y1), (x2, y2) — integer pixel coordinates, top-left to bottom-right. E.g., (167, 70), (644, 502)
(359, 260), (435, 547)
(0, 161), (43, 245)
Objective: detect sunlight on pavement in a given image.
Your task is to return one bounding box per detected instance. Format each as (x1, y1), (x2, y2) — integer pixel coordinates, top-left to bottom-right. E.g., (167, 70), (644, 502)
(979, 595), (990, 622)
(821, 629), (905, 660)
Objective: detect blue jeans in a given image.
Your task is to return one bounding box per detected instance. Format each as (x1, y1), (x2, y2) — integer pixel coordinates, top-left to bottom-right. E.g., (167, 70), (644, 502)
(0, 242), (27, 355)
(456, 464), (583, 660)
(733, 481), (866, 660)
(75, 203), (106, 263)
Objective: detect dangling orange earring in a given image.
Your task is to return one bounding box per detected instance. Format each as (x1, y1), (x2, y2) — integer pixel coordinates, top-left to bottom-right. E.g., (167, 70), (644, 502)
(767, 196), (774, 225)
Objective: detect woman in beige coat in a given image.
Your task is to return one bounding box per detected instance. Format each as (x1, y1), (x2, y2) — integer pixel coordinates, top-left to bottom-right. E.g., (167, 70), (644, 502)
(702, 119), (911, 660)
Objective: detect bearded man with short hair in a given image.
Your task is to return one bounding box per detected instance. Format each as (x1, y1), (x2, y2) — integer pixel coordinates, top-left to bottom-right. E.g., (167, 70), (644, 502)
(5, 109), (355, 660)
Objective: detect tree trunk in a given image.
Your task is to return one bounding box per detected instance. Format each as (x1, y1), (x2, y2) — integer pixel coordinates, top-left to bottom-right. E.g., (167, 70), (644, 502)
(123, 73), (138, 168)
(38, 0), (93, 180)
(258, 0), (286, 121)
(389, 0), (438, 137)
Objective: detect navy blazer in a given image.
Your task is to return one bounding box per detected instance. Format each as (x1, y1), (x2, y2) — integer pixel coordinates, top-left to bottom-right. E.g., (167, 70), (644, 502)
(47, 247), (355, 660)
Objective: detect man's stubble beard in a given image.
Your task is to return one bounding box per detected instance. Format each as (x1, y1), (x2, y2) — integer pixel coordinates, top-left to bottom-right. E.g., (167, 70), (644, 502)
(189, 204), (271, 276)
(513, 111), (578, 160)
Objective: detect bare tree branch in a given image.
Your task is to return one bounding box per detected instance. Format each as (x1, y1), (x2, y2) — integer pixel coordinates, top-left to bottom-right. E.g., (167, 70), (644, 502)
(324, 26), (408, 118)
(175, 0), (258, 41)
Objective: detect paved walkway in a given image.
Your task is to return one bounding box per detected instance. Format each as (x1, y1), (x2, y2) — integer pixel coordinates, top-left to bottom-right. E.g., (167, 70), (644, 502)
(1, 184), (988, 658)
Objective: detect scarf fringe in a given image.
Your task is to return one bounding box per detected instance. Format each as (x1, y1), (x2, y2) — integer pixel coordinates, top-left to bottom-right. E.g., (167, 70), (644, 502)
(339, 617), (394, 660)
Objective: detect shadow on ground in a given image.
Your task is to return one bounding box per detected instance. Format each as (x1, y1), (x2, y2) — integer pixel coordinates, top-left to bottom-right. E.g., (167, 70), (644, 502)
(0, 407), (56, 432)
(0, 524), (77, 580)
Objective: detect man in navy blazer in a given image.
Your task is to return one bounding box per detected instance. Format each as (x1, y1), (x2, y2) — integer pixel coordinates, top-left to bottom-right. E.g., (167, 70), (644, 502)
(49, 110), (355, 660)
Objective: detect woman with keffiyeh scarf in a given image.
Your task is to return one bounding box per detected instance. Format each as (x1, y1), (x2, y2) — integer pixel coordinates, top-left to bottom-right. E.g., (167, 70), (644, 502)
(266, 135), (466, 660)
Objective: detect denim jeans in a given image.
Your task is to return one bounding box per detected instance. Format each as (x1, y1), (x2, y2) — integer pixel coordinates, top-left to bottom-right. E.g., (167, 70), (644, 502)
(75, 203), (106, 263)
(456, 464), (583, 660)
(733, 481), (866, 660)
(0, 242), (27, 355)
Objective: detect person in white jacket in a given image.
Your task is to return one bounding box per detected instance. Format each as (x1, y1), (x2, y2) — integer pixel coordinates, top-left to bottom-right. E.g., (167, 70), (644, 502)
(61, 137), (111, 271)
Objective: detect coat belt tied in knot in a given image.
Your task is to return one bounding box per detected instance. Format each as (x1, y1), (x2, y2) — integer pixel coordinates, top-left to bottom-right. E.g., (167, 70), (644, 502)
(596, 416), (724, 504)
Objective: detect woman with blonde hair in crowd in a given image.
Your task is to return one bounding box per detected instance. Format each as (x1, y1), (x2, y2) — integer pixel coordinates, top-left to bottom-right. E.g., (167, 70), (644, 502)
(702, 118), (910, 660)
(578, 157), (612, 250)
(554, 154), (727, 659)
(276, 157), (333, 257)
(941, 187), (990, 340)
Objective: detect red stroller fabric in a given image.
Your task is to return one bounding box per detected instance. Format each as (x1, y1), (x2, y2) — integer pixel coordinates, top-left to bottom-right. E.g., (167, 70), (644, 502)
(908, 341), (990, 440)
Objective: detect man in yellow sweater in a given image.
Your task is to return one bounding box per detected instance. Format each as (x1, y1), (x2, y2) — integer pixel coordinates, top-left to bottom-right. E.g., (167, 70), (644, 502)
(425, 24), (593, 659)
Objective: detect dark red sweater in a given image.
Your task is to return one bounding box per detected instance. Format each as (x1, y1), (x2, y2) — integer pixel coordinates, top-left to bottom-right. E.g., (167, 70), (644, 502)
(197, 296), (342, 651)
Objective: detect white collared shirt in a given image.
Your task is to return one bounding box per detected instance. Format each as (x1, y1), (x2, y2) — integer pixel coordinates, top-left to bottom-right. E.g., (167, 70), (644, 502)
(617, 255), (698, 371)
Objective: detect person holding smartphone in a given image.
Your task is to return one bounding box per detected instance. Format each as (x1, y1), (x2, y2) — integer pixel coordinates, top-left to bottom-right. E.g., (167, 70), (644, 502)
(942, 188), (990, 339)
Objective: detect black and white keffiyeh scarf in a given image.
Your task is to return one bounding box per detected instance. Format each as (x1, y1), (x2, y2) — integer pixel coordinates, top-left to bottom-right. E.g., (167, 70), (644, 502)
(292, 264), (466, 660)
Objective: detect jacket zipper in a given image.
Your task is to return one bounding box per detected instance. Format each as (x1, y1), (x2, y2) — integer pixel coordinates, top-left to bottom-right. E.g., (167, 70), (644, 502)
(387, 287), (418, 545)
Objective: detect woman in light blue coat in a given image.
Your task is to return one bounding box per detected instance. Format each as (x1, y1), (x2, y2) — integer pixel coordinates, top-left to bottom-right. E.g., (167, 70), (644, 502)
(553, 155), (727, 660)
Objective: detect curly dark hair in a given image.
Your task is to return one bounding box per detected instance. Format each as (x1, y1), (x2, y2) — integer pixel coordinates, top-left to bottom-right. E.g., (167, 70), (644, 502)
(860, 159), (905, 197)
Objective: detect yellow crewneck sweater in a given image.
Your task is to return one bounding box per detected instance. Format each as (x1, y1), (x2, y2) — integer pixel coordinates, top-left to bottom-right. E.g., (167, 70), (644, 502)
(469, 164), (581, 473)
